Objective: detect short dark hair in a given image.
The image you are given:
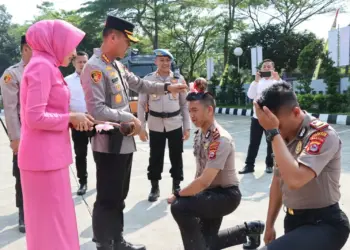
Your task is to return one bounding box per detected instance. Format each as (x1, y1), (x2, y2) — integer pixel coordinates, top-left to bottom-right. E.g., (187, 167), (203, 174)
(76, 51), (88, 57)
(257, 82), (298, 114)
(186, 92), (216, 110)
(262, 59), (275, 68)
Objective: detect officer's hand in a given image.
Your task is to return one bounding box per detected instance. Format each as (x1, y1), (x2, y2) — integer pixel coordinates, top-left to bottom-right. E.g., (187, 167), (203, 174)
(253, 101), (279, 130)
(132, 118), (142, 136)
(167, 194), (176, 204)
(264, 227), (276, 245)
(182, 129), (190, 141)
(139, 129), (149, 142)
(10, 139), (20, 155)
(70, 113), (95, 131)
(167, 83), (187, 94)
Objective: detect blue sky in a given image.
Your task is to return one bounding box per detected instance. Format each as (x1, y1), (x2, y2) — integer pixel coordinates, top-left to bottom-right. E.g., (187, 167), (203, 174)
(3, 0), (350, 40)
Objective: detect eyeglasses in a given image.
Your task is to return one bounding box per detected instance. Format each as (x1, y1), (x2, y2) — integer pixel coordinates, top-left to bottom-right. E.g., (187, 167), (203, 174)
(186, 91), (214, 101)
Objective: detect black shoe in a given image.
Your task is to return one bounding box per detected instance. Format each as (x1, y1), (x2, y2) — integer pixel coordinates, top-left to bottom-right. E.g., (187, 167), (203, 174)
(239, 165), (254, 174)
(243, 220), (265, 249)
(148, 181), (160, 202)
(77, 183), (87, 196)
(96, 241), (114, 250)
(172, 180), (181, 193)
(265, 166), (273, 174)
(115, 238), (146, 250)
(18, 208), (25, 233)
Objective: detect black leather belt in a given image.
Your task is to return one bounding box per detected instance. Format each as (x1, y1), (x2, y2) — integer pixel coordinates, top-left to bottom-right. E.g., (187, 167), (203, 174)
(286, 203), (339, 216)
(149, 109), (181, 118)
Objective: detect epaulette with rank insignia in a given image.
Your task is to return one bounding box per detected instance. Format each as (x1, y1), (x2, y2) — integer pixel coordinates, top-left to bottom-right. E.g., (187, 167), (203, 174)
(310, 120), (329, 131)
(212, 128), (220, 140)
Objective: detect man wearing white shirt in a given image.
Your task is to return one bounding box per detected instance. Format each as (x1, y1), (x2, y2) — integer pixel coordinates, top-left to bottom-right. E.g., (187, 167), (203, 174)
(239, 59), (281, 174)
(65, 51), (89, 195)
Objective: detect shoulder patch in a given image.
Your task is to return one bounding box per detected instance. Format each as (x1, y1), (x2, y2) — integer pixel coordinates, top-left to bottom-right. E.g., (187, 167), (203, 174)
(208, 141), (220, 160)
(305, 131), (328, 155)
(3, 74), (12, 84)
(91, 70), (102, 84)
(310, 120), (329, 130)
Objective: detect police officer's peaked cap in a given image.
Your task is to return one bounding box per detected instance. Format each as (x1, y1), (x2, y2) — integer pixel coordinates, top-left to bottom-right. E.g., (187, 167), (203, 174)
(20, 35), (27, 45)
(154, 49), (174, 60)
(105, 15), (139, 43)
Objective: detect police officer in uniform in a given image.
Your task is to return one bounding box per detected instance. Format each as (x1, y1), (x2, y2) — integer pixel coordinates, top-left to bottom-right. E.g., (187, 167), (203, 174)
(168, 91), (265, 250)
(254, 82), (350, 250)
(138, 49), (191, 202)
(0, 35), (32, 233)
(81, 15), (187, 250)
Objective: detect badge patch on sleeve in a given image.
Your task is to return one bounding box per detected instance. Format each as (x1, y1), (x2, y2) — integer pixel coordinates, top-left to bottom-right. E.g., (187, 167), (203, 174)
(3, 74), (12, 84)
(91, 70), (102, 83)
(305, 140), (324, 155)
(208, 141), (220, 160)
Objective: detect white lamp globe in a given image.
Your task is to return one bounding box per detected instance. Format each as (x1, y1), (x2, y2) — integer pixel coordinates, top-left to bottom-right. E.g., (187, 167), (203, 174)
(234, 47), (243, 57)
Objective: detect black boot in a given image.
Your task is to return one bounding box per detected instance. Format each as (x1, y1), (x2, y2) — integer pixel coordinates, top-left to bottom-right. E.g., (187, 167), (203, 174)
(95, 241), (114, 250)
(114, 238), (146, 250)
(243, 220), (265, 250)
(172, 180), (181, 193)
(265, 165), (273, 174)
(148, 180), (160, 202)
(239, 165), (254, 174)
(18, 207), (25, 233)
(77, 183), (87, 196)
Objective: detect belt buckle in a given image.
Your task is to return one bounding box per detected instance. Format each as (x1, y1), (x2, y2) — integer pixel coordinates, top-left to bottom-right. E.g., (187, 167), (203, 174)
(288, 208), (294, 215)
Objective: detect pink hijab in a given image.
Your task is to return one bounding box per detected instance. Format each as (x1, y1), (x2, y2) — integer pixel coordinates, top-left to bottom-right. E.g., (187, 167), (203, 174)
(26, 19), (85, 66)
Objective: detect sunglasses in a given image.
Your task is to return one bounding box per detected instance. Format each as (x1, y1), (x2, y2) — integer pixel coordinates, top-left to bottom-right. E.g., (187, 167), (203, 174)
(186, 91), (214, 101)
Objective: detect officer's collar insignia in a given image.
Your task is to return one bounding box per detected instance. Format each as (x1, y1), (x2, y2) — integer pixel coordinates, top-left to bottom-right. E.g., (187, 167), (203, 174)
(3, 74), (12, 84)
(297, 127), (307, 139)
(101, 54), (111, 64)
(205, 130), (211, 139)
(106, 66), (113, 71)
(90, 70), (102, 84)
(295, 140), (303, 155)
(310, 120), (329, 130)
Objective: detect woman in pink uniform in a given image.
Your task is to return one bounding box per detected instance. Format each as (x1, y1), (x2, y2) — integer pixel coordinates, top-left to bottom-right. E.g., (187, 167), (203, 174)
(18, 20), (94, 250)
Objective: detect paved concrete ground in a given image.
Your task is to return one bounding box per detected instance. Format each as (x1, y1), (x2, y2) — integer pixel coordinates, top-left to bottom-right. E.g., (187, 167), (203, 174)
(1, 114), (350, 250)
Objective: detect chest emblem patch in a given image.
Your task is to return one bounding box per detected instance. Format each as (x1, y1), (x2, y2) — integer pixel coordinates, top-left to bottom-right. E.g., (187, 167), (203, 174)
(295, 140), (303, 155)
(115, 94), (123, 104)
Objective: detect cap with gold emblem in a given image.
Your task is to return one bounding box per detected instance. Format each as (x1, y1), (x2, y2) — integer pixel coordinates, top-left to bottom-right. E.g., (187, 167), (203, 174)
(105, 15), (139, 43)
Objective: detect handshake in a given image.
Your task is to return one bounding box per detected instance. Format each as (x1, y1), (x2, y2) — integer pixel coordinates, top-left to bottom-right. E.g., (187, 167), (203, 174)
(69, 112), (140, 136)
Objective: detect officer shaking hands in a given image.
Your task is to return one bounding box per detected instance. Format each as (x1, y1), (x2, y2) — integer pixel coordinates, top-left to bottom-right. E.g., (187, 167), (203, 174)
(254, 82), (349, 250)
(81, 15), (187, 250)
(0, 35), (32, 233)
(138, 49), (191, 202)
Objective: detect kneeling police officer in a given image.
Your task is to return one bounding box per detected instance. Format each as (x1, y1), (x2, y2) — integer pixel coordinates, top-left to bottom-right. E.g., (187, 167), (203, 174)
(254, 82), (350, 250)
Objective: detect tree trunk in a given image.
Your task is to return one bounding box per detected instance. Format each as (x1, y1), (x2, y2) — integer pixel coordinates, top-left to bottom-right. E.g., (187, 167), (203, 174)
(153, 0), (159, 49)
(223, 27), (229, 66)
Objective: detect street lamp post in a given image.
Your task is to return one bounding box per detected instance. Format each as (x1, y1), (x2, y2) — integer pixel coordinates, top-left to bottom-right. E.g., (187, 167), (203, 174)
(233, 47), (243, 72)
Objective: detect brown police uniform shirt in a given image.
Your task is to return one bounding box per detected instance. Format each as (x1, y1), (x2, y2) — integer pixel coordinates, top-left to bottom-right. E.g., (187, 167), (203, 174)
(274, 113), (342, 209)
(0, 60), (24, 141)
(193, 122), (239, 188)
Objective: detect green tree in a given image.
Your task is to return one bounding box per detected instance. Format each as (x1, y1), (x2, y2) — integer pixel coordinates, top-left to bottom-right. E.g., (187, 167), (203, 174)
(232, 24), (319, 73)
(297, 40), (324, 93)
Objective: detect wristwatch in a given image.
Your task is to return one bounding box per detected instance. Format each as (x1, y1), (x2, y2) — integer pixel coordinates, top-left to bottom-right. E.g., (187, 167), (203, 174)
(266, 128), (280, 142)
(164, 83), (171, 93)
(173, 189), (181, 198)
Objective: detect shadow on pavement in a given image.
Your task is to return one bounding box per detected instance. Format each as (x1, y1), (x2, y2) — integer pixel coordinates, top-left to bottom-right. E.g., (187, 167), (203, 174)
(0, 212), (25, 248)
(239, 172), (273, 202)
(79, 199), (168, 240)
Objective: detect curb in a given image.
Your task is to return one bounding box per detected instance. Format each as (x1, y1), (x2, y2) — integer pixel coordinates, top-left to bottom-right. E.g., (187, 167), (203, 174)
(215, 107), (350, 126)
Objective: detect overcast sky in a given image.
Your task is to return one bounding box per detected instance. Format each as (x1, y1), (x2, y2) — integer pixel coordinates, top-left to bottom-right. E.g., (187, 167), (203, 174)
(2, 0), (350, 40)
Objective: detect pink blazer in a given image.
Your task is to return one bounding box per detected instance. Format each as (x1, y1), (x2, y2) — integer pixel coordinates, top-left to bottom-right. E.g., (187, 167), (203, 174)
(18, 51), (72, 171)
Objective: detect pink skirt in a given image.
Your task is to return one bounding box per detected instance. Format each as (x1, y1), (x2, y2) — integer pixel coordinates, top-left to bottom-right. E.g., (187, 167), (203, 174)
(20, 168), (80, 250)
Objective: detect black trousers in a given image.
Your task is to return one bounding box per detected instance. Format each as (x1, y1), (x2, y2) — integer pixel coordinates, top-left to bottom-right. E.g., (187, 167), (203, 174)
(267, 203), (350, 250)
(12, 155), (23, 209)
(171, 186), (247, 250)
(148, 127), (184, 181)
(245, 117), (273, 168)
(92, 152), (133, 244)
(71, 129), (89, 184)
